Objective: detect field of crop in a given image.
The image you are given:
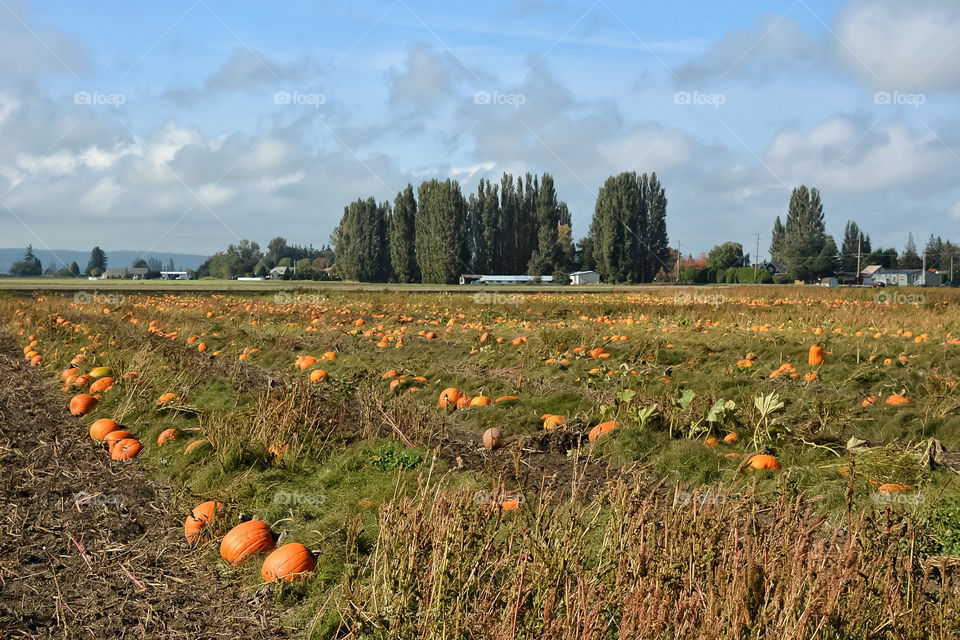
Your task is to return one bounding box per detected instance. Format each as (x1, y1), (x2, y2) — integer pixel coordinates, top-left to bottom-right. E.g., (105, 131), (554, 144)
(4, 285), (960, 638)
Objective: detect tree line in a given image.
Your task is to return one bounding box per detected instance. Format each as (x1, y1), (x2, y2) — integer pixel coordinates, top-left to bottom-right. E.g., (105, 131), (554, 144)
(331, 171), (671, 284)
(677, 186), (958, 284)
(196, 237), (334, 280)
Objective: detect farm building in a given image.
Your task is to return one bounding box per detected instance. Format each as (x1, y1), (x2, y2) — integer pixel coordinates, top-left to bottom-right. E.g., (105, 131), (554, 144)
(861, 266), (941, 287)
(101, 267), (149, 279)
(475, 275), (554, 285)
(862, 267), (942, 287)
(570, 270), (600, 285)
(160, 271), (189, 280)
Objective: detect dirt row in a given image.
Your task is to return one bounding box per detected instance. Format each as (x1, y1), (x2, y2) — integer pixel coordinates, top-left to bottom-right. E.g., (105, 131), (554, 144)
(0, 332), (291, 639)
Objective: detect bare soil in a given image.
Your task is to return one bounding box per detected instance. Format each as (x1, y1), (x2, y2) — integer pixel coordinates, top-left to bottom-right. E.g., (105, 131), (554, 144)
(0, 333), (291, 639)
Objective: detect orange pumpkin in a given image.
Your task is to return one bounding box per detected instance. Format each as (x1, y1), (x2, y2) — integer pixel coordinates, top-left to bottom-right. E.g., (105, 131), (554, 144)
(747, 454), (782, 471)
(588, 420), (620, 441)
(90, 418), (120, 440)
(543, 414), (566, 431)
(70, 393), (98, 416)
(184, 500), (226, 545)
(877, 483), (912, 494)
(438, 388), (461, 408)
(494, 395), (519, 404)
(89, 377), (114, 393)
(808, 345), (825, 366)
(261, 543), (316, 582)
(184, 439), (209, 454)
(111, 438), (142, 461)
(456, 395), (473, 409)
(220, 520), (275, 565)
(296, 355), (317, 370)
(157, 428), (180, 446)
(102, 430), (134, 453)
(309, 369), (329, 383)
(885, 394), (911, 406)
(470, 395), (491, 407)
(723, 432), (738, 444)
(157, 392), (177, 405)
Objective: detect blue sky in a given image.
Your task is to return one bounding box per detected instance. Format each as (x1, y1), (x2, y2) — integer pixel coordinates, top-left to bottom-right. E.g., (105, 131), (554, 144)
(1, 0), (958, 260)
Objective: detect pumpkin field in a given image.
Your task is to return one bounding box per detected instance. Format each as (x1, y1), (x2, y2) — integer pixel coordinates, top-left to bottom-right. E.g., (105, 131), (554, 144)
(3, 284), (960, 638)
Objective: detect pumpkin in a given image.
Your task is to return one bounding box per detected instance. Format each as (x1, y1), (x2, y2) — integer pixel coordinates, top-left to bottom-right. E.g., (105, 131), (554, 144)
(470, 396), (491, 407)
(885, 394), (911, 406)
(381, 369), (398, 379)
(705, 437), (719, 447)
(438, 388), (461, 408)
(157, 428), (180, 446)
(61, 365), (79, 380)
(261, 543), (316, 582)
(543, 414), (566, 431)
(320, 351), (337, 361)
(111, 438), (142, 460)
(808, 345), (824, 366)
(157, 392), (177, 405)
(184, 439), (209, 454)
(877, 483), (912, 494)
(70, 393), (98, 416)
(456, 394), (472, 409)
(723, 432), (738, 444)
(102, 430), (134, 452)
(861, 396), (876, 407)
(309, 369), (329, 383)
(588, 420), (620, 441)
(747, 454), (782, 471)
(220, 520), (275, 565)
(72, 374), (91, 388)
(89, 377), (114, 393)
(494, 395), (519, 404)
(482, 428), (503, 450)
(296, 355), (316, 370)
(89, 366), (112, 379)
(184, 500), (226, 545)
(90, 418), (120, 440)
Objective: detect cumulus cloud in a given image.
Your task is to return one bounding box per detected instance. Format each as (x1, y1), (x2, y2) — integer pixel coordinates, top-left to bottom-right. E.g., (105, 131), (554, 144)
(389, 44), (463, 106)
(765, 115), (957, 193)
(836, 0), (960, 90)
(674, 15), (825, 85)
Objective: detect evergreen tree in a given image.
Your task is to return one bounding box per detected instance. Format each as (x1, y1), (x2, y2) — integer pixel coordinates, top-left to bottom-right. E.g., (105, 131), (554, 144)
(389, 185), (418, 283)
(771, 186), (830, 281)
(10, 245), (42, 276)
(840, 221), (870, 273)
(588, 172), (669, 283)
(924, 235), (944, 269)
(865, 248), (898, 269)
(332, 197), (389, 282)
(131, 258), (148, 269)
(480, 179), (501, 273)
(69, 261), (80, 277)
(86, 246), (107, 276)
(147, 257), (162, 272)
(415, 179), (467, 284)
(577, 236), (595, 271)
(900, 233), (922, 269)
(499, 173), (518, 273)
(770, 217), (785, 263)
(643, 172), (670, 282)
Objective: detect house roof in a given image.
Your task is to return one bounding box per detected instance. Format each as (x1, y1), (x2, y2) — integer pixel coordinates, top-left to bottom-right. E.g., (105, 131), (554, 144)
(570, 271), (596, 276)
(873, 268), (923, 275)
(860, 265), (883, 276)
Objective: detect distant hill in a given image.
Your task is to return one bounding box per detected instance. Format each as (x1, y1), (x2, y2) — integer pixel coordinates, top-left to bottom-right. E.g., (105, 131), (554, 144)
(0, 248), (209, 274)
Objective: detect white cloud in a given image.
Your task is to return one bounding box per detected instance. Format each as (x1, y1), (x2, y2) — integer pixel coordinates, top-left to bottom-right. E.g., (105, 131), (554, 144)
(836, 0), (960, 90)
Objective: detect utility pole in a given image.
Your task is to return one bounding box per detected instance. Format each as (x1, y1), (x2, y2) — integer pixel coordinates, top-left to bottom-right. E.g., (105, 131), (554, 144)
(753, 233), (760, 283)
(675, 242), (681, 283)
(856, 232), (862, 286)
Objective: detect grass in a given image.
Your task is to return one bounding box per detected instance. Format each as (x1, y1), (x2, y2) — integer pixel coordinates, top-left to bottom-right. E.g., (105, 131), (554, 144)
(4, 284), (960, 638)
